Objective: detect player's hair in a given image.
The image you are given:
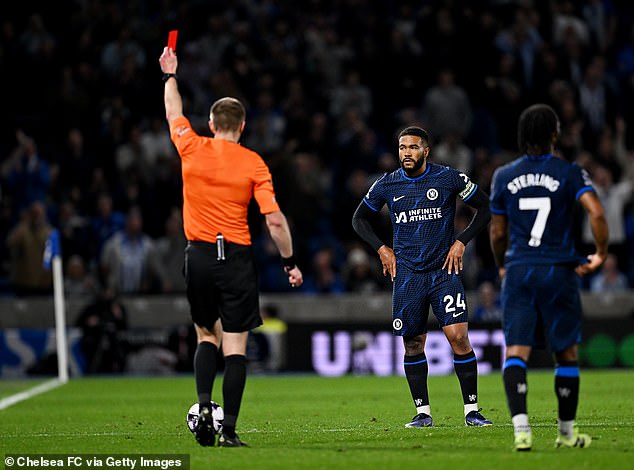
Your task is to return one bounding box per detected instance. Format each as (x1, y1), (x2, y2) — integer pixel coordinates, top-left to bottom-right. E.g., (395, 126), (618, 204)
(517, 103), (559, 156)
(210, 97), (246, 132)
(398, 126), (431, 146)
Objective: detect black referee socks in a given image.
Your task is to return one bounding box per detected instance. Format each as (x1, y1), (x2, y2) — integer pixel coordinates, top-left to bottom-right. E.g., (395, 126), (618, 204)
(194, 342), (218, 405)
(222, 354), (248, 437)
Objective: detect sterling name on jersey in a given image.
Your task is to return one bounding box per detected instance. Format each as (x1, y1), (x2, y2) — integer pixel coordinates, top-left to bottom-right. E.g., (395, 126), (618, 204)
(364, 163), (477, 271)
(490, 154), (594, 267)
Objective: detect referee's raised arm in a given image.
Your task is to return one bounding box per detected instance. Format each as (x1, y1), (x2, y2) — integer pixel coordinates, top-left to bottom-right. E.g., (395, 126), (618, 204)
(159, 46), (184, 123)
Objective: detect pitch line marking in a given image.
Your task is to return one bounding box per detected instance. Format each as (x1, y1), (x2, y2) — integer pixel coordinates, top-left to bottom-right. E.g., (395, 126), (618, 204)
(0, 378), (64, 411)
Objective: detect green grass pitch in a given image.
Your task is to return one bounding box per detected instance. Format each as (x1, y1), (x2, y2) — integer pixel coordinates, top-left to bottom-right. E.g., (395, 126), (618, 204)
(1, 371), (633, 469)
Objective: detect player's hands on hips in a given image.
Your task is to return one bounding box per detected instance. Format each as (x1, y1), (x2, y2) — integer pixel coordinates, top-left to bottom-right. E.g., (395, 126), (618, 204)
(575, 252), (607, 276)
(285, 266), (303, 288)
(159, 47), (178, 74)
(443, 240), (465, 275)
(378, 245), (396, 281)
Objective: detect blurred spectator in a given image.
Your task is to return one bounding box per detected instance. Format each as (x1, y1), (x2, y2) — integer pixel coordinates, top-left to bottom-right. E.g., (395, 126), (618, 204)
(481, 52), (524, 151)
(243, 90), (287, 157)
(285, 151), (333, 249)
(555, 89), (585, 160)
(421, 68), (473, 141)
(582, 163), (633, 272)
(57, 127), (96, 206)
(342, 246), (384, 293)
(90, 192), (125, 262)
(1, 130), (50, 219)
(593, 124), (627, 182)
(590, 253), (629, 293)
(553, 0), (590, 47)
(114, 125), (153, 185)
(57, 199), (91, 266)
(303, 246), (346, 294)
(6, 200), (52, 296)
(147, 207), (187, 293)
(100, 206), (154, 295)
(555, 19), (589, 88)
(19, 13), (56, 62)
(281, 77), (313, 145)
(304, 21), (353, 90)
(577, 55), (619, 148)
(112, 173), (153, 227)
(100, 24), (146, 78)
(64, 254), (99, 297)
(433, 131), (473, 174)
(582, 0), (617, 53)
(139, 116), (176, 168)
(372, 14), (422, 115)
(472, 281), (503, 322)
(329, 69), (373, 124)
(98, 96), (132, 183)
(494, 6), (542, 92)
(293, 112), (334, 162)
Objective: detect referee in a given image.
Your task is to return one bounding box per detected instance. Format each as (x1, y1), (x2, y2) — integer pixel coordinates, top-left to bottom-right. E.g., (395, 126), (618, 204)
(159, 46), (303, 448)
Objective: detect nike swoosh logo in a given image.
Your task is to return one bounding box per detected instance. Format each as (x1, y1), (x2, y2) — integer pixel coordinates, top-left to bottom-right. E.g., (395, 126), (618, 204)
(452, 311), (465, 318)
(393, 196), (405, 201)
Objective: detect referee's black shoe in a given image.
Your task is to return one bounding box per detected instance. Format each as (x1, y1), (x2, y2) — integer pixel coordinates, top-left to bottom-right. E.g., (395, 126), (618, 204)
(194, 406), (217, 447)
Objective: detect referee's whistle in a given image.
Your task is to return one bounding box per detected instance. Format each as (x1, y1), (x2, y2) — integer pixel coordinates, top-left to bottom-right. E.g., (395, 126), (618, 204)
(216, 233), (225, 261)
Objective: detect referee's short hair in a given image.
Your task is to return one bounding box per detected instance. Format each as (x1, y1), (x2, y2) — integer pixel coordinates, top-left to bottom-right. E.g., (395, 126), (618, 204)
(517, 103), (559, 155)
(210, 97), (246, 132)
(398, 126), (431, 146)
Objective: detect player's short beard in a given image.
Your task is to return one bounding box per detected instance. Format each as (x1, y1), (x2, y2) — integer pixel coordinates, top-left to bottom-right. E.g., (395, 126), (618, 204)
(400, 157), (425, 176)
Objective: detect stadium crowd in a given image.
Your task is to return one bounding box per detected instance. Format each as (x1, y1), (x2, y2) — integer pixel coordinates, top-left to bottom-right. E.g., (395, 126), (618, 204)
(1, 0), (634, 300)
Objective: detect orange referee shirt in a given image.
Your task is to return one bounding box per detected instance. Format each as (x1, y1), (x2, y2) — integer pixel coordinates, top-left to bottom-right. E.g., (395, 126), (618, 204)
(170, 117), (280, 245)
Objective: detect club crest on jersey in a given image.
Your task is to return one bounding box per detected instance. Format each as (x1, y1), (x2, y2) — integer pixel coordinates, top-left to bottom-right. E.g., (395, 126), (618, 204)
(393, 318), (403, 331)
(426, 188), (438, 200)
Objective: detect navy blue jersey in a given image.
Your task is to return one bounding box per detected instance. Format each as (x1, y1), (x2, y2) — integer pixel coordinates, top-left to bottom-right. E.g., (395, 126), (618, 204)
(490, 154), (594, 267)
(363, 163), (477, 271)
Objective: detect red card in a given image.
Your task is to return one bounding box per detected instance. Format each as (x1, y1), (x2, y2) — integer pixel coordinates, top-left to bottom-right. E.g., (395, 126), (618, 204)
(167, 30), (178, 51)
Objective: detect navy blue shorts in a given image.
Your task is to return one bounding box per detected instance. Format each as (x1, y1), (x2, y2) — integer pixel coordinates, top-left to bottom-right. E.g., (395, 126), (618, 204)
(184, 241), (262, 333)
(392, 264), (469, 336)
(501, 264), (582, 353)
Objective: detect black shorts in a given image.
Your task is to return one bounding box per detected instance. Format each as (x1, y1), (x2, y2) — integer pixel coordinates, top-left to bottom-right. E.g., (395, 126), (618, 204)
(184, 240), (262, 333)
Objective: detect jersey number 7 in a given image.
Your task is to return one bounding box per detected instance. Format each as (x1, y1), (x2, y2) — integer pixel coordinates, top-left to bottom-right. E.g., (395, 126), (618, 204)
(518, 197), (551, 247)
